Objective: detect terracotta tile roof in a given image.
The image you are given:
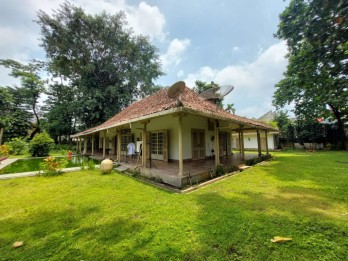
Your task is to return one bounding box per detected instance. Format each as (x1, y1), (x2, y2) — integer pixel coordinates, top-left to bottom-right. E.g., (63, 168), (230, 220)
(72, 86), (277, 137)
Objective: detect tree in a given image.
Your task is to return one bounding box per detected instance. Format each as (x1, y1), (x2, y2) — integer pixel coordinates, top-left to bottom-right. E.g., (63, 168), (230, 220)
(0, 87), (32, 143)
(0, 59), (45, 139)
(36, 1), (163, 128)
(29, 132), (54, 157)
(43, 82), (79, 143)
(225, 103), (236, 114)
(273, 0), (348, 149)
(274, 111), (296, 145)
(193, 80), (223, 108)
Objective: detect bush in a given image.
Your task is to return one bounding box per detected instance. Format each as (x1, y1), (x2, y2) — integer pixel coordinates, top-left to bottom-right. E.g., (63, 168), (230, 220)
(215, 164), (225, 177)
(5, 138), (28, 155)
(245, 154), (273, 166)
(225, 165), (239, 173)
(51, 144), (74, 155)
(39, 156), (67, 177)
(29, 132), (54, 157)
(81, 159), (96, 170)
(0, 144), (9, 157)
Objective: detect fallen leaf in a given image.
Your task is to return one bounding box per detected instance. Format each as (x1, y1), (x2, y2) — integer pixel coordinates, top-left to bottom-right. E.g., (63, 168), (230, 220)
(12, 241), (24, 248)
(271, 236), (292, 243)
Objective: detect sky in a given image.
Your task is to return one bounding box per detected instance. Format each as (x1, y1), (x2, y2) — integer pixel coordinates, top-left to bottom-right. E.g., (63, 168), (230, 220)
(0, 0), (290, 119)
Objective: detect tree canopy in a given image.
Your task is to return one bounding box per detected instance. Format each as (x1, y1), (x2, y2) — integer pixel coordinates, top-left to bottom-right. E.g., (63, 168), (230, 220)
(273, 0), (348, 148)
(36, 1), (163, 129)
(0, 59), (45, 139)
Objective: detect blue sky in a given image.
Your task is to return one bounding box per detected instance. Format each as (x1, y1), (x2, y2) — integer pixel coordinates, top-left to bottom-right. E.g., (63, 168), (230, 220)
(0, 0), (290, 118)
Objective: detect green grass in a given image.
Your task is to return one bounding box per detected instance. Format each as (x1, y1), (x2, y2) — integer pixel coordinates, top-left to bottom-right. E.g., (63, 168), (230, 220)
(0, 151), (347, 260)
(0, 156), (98, 174)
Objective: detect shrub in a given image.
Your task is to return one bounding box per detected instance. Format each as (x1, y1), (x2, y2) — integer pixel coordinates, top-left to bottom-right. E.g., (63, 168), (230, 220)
(5, 138), (28, 155)
(245, 154), (273, 166)
(0, 144), (9, 157)
(51, 144), (74, 155)
(29, 132), (54, 157)
(39, 156), (67, 176)
(81, 159), (96, 170)
(215, 164), (225, 177)
(225, 165), (239, 173)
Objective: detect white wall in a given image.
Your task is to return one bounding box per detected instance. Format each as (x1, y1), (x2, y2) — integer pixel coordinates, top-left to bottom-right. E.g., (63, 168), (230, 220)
(123, 114), (216, 160)
(232, 132), (276, 150)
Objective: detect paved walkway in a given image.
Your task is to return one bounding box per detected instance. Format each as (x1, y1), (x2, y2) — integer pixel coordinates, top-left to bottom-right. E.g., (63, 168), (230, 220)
(0, 167), (85, 180)
(0, 158), (18, 170)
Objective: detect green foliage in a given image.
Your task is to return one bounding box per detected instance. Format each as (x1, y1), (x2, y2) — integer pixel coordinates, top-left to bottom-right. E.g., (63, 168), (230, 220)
(193, 80), (223, 108)
(37, 2), (163, 129)
(214, 164), (225, 176)
(225, 103), (236, 114)
(245, 154), (272, 166)
(5, 138), (28, 155)
(0, 87), (32, 142)
(274, 111), (296, 143)
(29, 132), (54, 157)
(274, 0), (347, 148)
(0, 60), (45, 139)
(39, 156), (67, 176)
(81, 159), (96, 171)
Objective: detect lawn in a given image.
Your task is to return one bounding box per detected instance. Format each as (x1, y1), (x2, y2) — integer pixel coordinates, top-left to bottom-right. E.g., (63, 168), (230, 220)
(0, 151), (347, 260)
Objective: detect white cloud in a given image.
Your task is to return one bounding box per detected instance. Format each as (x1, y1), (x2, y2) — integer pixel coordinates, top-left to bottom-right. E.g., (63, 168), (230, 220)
(126, 2), (166, 41)
(184, 41), (288, 118)
(70, 0), (166, 41)
(160, 38), (191, 69)
(0, 0), (168, 86)
(177, 70), (184, 78)
(232, 46), (240, 52)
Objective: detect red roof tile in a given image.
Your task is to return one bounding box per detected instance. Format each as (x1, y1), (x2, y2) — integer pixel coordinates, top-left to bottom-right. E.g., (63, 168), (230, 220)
(72, 86), (277, 137)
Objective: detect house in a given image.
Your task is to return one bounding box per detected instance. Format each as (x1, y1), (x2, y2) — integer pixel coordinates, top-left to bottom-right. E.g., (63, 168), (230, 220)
(232, 111), (279, 151)
(71, 84), (277, 188)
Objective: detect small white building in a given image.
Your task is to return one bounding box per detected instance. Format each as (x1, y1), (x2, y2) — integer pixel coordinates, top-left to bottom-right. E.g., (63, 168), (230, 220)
(231, 111), (279, 150)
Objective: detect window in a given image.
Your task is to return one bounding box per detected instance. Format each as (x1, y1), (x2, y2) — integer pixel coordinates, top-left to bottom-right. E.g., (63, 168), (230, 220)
(121, 134), (132, 152)
(151, 131), (164, 155)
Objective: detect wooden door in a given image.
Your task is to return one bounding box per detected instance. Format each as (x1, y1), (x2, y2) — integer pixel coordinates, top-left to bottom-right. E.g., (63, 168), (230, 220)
(261, 137), (266, 150)
(192, 129), (205, 160)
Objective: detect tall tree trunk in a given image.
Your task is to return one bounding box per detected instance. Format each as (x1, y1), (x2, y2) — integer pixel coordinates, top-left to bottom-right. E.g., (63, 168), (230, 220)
(328, 104), (347, 149)
(0, 128), (3, 145)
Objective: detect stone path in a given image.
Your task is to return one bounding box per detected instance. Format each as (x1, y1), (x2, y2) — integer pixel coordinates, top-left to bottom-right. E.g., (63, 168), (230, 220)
(0, 167), (86, 180)
(0, 158), (18, 170)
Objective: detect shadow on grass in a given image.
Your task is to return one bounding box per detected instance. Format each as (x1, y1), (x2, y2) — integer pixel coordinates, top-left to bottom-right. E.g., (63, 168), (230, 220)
(0, 205), (148, 260)
(188, 191), (348, 260)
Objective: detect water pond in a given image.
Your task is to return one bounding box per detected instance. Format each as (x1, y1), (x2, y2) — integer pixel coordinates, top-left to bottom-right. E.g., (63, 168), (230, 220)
(0, 156), (99, 174)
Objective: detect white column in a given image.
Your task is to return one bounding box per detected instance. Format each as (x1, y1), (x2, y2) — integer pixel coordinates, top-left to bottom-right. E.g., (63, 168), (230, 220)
(91, 135), (94, 156)
(257, 129), (261, 156)
(142, 124), (147, 167)
(265, 130), (269, 154)
(78, 138), (82, 153)
(240, 127), (245, 161)
(102, 131), (106, 158)
(178, 115), (183, 175)
(83, 138), (87, 155)
(117, 131), (121, 162)
(214, 121), (219, 166)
